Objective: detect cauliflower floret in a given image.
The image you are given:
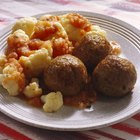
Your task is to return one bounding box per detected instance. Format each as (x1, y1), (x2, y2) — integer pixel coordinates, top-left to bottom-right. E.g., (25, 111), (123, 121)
(40, 40), (53, 57)
(12, 17), (37, 37)
(7, 29), (29, 50)
(110, 41), (121, 55)
(11, 29), (29, 41)
(0, 59), (25, 96)
(0, 74), (8, 85)
(2, 74), (20, 96)
(28, 39), (53, 56)
(41, 91), (63, 113)
(1, 71), (25, 96)
(6, 29), (30, 59)
(0, 57), (17, 86)
(59, 15), (82, 42)
(3, 63), (17, 74)
(0, 54), (7, 73)
(23, 78), (42, 98)
(39, 14), (59, 22)
(39, 14), (51, 20)
(90, 25), (106, 37)
(54, 21), (68, 39)
(31, 20), (68, 40)
(59, 13), (92, 43)
(19, 48), (52, 77)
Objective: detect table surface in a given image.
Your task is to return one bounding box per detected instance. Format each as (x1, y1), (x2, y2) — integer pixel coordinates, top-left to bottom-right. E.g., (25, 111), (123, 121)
(0, 0), (140, 140)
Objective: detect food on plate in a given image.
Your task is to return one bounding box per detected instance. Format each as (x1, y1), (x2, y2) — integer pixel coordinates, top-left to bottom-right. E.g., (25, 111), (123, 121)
(28, 39), (53, 56)
(63, 89), (96, 109)
(110, 41), (121, 55)
(90, 25), (106, 37)
(44, 54), (88, 96)
(0, 13), (137, 113)
(12, 17), (37, 37)
(23, 78), (42, 98)
(31, 20), (73, 57)
(6, 29), (29, 58)
(0, 58), (25, 96)
(41, 91), (63, 113)
(92, 55), (137, 97)
(59, 13), (92, 45)
(39, 14), (59, 22)
(0, 55), (7, 73)
(51, 37), (73, 58)
(73, 32), (112, 72)
(31, 20), (68, 40)
(19, 48), (52, 77)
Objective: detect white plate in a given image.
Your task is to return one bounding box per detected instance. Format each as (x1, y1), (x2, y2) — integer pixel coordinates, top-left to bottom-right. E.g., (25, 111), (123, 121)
(0, 11), (140, 131)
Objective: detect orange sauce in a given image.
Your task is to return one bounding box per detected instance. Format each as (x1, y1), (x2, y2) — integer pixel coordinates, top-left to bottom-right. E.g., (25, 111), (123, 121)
(31, 21), (58, 41)
(67, 13), (92, 31)
(52, 38), (73, 58)
(63, 89), (96, 109)
(27, 97), (43, 108)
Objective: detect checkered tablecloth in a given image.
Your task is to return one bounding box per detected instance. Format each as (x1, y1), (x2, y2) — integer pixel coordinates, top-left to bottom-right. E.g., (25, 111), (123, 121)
(0, 0), (140, 140)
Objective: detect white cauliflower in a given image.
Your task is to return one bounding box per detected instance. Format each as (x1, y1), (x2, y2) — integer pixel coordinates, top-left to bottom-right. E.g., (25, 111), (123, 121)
(0, 59), (25, 96)
(59, 14), (83, 42)
(0, 74), (8, 85)
(39, 14), (52, 20)
(90, 25), (107, 37)
(0, 54), (7, 73)
(39, 14), (58, 22)
(2, 74), (20, 96)
(41, 91), (63, 113)
(19, 48), (52, 77)
(31, 20), (69, 41)
(54, 21), (68, 39)
(59, 13), (92, 43)
(3, 63), (17, 74)
(7, 29), (29, 49)
(11, 29), (29, 41)
(23, 78), (42, 98)
(12, 17), (37, 37)
(110, 41), (121, 55)
(40, 40), (53, 57)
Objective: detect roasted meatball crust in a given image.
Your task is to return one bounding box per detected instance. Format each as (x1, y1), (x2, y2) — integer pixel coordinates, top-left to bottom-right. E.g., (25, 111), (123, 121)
(92, 55), (137, 97)
(44, 54), (88, 96)
(73, 32), (112, 72)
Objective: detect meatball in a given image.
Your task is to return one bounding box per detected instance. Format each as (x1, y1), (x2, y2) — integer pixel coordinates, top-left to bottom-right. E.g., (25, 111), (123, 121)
(73, 32), (112, 72)
(44, 54), (88, 96)
(92, 55), (137, 97)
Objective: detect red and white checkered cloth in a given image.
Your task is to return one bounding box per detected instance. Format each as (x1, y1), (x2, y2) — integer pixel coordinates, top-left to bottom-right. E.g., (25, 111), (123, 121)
(0, 0), (140, 139)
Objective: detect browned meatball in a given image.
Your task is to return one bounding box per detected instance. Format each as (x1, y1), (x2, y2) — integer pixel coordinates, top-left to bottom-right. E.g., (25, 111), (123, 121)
(92, 55), (137, 97)
(73, 32), (112, 72)
(44, 54), (88, 96)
